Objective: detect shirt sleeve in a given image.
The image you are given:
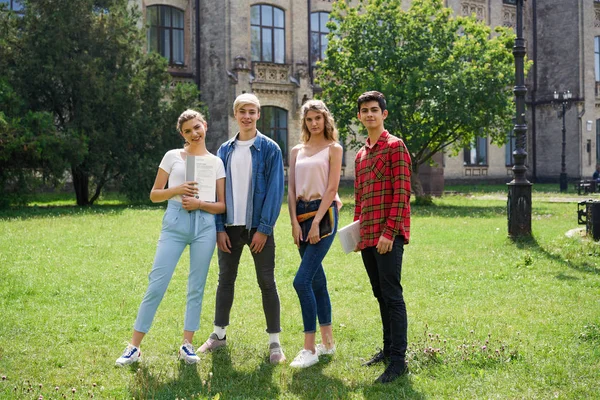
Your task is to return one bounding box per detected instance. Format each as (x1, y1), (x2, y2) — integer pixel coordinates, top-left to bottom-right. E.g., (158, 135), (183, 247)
(158, 150), (176, 174)
(353, 151), (362, 222)
(215, 145), (227, 233)
(257, 144), (284, 236)
(382, 140), (411, 240)
(215, 156), (226, 180)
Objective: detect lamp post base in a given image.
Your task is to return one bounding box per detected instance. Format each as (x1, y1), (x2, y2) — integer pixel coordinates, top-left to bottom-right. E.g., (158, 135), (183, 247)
(559, 172), (568, 193)
(507, 181), (532, 237)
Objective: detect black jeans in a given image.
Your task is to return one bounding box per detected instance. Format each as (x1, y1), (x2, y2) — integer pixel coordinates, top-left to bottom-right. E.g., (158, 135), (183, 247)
(214, 226), (281, 333)
(361, 236), (407, 360)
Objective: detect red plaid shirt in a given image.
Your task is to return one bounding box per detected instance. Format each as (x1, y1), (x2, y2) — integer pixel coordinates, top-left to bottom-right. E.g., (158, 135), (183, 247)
(354, 130), (411, 249)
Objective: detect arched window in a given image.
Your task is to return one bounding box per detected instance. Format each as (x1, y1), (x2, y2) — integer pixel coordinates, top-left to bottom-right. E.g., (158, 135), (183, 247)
(257, 106), (288, 164)
(251, 5), (285, 64)
(147, 5), (184, 66)
(310, 12), (330, 69)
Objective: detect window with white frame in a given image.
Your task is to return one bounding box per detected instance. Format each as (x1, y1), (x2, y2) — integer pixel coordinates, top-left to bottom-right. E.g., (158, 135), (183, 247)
(464, 136), (488, 166)
(147, 5), (184, 66)
(251, 5), (285, 64)
(257, 106), (288, 164)
(505, 129), (517, 166)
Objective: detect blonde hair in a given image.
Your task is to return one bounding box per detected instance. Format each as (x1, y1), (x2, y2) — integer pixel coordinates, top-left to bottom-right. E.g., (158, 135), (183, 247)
(233, 93), (261, 114)
(300, 99), (338, 143)
(176, 109), (207, 133)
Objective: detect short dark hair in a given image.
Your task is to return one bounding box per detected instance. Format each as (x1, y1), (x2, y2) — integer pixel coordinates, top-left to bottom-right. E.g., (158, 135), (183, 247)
(357, 91), (387, 113)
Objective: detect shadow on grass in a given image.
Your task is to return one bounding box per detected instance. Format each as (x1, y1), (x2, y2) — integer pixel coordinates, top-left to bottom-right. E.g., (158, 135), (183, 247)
(127, 346), (278, 399)
(511, 236), (600, 275)
(128, 362), (205, 399)
(287, 356), (349, 399)
(287, 355), (424, 400)
(208, 347), (280, 399)
(0, 203), (164, 221)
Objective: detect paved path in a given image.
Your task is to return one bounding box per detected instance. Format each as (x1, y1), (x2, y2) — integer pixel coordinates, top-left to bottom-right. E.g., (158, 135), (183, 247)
(462, 194), (599, 203)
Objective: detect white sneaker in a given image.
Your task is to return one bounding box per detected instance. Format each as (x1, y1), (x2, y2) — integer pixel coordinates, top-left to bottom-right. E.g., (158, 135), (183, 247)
(316, 343), (336, 356)
(115, 344), (141, 367)
(289, 349), (319, 368)
(179, 341), (200, 364)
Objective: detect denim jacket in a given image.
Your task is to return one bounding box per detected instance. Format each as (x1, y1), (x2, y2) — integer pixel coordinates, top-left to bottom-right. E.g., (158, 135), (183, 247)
(215, 131), (284, 236)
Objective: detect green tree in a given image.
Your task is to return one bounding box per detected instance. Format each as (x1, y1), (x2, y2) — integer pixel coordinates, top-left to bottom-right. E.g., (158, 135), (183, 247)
(9, 0), (200, 205)
(0, 4), (75, 207)
(317, 0), (518, 196)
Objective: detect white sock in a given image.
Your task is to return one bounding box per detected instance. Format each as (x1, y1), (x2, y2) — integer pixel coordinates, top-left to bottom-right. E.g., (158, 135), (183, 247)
(214, 326), (226, 340)
(269, 333), (280, 345)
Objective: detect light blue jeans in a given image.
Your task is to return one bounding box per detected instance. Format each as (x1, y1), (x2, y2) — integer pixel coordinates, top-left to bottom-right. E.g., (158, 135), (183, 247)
(134, 200), (216, 333)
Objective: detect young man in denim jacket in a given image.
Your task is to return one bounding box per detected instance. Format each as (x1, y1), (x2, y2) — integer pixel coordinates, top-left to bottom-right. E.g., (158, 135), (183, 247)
(199, 93), (286, 364)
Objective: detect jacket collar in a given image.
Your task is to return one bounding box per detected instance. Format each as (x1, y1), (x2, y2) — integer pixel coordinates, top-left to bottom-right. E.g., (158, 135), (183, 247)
(225, 130), (265, 151)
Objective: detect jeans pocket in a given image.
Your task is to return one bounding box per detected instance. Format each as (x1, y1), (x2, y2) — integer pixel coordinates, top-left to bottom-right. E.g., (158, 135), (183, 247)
(162, 207), (180, 230)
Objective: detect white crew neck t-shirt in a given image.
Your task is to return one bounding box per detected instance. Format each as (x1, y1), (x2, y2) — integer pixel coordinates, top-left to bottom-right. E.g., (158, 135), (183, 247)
(158, 149), (225, 202)
(230, 137), (256, 226)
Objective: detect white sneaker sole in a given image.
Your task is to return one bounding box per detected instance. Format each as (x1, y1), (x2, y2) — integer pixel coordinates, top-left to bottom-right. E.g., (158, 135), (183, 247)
(290, 357), (318, 368)
(179, 355), (200, 365)
(115, 357), (141, 367)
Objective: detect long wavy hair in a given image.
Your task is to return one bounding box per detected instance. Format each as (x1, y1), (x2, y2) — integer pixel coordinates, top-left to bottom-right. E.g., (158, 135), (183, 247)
(300, 100), (338, 143)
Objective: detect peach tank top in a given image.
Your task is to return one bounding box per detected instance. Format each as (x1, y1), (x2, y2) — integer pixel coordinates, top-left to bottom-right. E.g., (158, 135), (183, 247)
(294, 145), (342, 209)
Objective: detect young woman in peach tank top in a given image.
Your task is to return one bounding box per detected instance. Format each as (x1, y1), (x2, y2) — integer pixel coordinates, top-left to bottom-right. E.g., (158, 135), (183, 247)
(287, 100), (343, 368)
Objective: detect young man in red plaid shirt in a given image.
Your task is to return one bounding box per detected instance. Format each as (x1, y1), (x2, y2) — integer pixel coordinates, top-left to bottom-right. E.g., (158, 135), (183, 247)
(354, 91), (411, 383)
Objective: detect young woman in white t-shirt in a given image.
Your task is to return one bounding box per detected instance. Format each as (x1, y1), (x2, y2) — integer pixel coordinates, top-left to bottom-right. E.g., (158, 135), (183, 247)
(116, 109), (226, 366)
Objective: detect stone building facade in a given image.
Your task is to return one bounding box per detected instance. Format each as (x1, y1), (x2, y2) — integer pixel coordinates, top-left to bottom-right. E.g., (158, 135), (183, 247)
(443, 0), (600, 185)
(131, 0), (600, 186)
(130, 0), (358, 178)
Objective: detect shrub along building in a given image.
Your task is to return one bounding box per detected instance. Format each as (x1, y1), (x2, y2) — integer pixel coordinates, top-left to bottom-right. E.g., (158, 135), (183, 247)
(129, 0), (600, 189)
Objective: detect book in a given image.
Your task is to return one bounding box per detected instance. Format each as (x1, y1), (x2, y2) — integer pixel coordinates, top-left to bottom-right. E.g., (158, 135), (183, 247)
(338, 220), (361, 254)
(185, 155), (217, 202)
(296, 207), (335, 240)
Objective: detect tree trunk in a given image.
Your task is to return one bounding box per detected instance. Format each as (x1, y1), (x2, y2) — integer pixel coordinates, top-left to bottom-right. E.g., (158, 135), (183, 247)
(411, 165), (424, 197)
(411, 164), (433, 205)
(72, 166), (90, 206)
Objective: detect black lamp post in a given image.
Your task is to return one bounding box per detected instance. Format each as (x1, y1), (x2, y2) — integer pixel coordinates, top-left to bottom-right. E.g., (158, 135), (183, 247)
(552, 90), (572, 193)
(507, 0), (532, 237)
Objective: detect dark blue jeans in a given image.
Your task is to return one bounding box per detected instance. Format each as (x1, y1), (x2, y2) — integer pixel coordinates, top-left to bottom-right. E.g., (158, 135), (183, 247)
(294, 199), (338, 333)
(361, 236), (407, 360)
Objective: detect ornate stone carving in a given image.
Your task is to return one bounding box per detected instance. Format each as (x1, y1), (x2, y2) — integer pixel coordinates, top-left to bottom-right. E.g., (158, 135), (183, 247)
(502, 7), (516, 28)
(169, 77), (195, 88)
(233, 55), (249, 71)
(461, 0), (486, 22)
(296, 61), (308, 80)
(253, 63), (291, 85)
(595, 8), (600, 28)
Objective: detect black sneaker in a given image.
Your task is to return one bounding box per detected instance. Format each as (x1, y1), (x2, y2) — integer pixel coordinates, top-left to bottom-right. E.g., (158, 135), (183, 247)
(361, 350), (389, 366)
(375, 361), (408, 384)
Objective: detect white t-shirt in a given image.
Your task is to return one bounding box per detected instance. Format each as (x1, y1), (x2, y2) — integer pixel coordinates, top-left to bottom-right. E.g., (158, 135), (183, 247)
(158, 149), (226, 202)
(230, 137), (256, 225)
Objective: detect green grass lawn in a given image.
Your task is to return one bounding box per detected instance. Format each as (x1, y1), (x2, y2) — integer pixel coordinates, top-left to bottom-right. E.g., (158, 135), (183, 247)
(1, 188), (599, 399)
